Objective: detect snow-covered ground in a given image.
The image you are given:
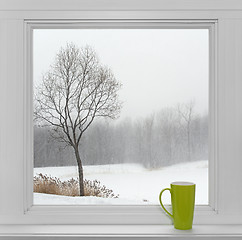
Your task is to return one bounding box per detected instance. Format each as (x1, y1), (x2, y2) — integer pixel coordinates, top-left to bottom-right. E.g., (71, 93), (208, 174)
(34, 160), (208, 205)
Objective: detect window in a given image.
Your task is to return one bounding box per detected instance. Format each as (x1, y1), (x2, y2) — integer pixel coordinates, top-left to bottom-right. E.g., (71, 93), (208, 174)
(1, 0), (242, 237)
(33, 28), (209, 205)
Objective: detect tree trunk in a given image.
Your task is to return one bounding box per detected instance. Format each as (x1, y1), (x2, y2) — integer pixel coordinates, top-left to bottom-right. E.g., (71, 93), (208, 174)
(187, 123), (191, 162)
(73, 147), (85, 196)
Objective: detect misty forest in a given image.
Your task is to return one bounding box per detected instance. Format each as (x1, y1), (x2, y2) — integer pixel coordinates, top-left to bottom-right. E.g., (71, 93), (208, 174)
(34, 102), (208, 169)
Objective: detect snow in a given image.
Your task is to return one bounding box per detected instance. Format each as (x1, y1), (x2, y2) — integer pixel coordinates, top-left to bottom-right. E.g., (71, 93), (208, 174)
(34, 193), (146, 205)
(34, 160), (208, 205)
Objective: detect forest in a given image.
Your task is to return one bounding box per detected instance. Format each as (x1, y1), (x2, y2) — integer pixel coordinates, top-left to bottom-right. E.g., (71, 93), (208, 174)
(34, 103), (208, 169)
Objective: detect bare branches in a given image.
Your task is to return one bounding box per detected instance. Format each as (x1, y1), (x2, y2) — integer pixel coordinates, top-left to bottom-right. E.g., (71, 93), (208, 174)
(177, 100), (195, 161)
(177, 100), (195, 125)
(34, 43), (122, 149)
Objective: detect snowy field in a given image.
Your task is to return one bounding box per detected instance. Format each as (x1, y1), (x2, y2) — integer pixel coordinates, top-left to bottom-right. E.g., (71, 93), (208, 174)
(34, 160), (208, 205)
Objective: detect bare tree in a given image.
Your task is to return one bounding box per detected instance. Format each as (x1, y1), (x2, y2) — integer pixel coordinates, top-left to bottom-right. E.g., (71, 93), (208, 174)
(177, 101), (195, 161)
(34, 43), (122, 196)
(157, 108), (179, 164)
(140, 114), (155, 168)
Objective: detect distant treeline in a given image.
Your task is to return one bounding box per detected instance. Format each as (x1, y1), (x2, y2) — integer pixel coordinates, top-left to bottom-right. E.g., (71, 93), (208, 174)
(34, 105), (208, 168)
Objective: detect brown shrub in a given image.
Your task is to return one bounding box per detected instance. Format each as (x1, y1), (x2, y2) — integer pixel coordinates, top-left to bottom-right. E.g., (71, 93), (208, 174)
(33, 173), (119, 198)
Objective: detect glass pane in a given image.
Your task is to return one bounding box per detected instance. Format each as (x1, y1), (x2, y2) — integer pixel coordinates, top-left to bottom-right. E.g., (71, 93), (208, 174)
(33, 28), (208, 205)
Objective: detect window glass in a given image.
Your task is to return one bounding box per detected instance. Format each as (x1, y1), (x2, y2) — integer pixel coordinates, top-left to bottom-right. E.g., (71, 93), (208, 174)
(33, 29), (208, 205)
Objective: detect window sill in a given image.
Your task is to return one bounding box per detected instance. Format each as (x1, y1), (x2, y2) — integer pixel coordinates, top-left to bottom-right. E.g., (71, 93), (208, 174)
(0, 224), (242, 238)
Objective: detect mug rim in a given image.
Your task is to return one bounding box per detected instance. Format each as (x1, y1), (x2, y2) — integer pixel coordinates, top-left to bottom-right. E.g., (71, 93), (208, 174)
(171, 181), (195, 186)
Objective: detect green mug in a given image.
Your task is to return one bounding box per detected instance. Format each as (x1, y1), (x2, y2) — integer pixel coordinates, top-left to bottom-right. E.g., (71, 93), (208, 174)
(159, 182), (196, 230)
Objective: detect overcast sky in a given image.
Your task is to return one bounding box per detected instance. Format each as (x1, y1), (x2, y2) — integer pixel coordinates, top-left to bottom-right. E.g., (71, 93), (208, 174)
(33, 29), (208, 121)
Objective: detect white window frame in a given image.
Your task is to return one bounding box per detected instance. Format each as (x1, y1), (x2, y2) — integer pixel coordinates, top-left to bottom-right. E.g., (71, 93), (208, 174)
(25, 19), (216, 219)
(0, 0), (242, 238)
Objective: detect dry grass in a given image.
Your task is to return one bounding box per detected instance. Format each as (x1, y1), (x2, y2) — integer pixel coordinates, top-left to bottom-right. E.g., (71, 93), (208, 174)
(33, 173), (119, 198)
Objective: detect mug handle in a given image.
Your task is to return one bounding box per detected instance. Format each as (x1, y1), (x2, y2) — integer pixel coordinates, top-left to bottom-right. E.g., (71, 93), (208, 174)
(159, 188), (174, 219)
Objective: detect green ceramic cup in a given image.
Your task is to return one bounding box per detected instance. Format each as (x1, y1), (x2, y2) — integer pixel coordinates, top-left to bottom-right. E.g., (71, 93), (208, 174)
(159, 182), (196, 230)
